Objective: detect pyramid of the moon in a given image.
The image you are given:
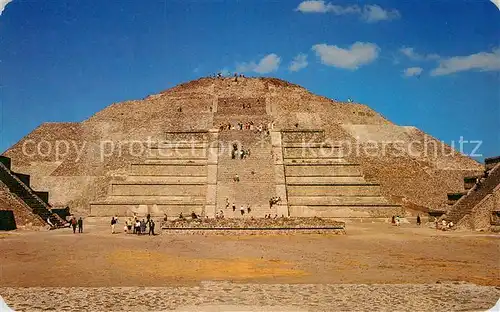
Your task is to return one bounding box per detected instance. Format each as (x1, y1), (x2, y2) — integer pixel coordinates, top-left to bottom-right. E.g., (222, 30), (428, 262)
(2, 77), (483, 219)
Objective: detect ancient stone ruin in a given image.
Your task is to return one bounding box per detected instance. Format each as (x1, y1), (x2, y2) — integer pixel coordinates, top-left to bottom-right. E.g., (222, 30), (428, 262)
(2, 77), (487, 221)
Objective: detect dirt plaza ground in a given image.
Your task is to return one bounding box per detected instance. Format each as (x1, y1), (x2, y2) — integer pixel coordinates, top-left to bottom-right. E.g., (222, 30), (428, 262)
(0, 219), (499, 311)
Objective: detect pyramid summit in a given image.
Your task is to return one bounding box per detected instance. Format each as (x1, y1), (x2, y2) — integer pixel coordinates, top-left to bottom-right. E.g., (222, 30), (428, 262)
(2, 76), (484, 219)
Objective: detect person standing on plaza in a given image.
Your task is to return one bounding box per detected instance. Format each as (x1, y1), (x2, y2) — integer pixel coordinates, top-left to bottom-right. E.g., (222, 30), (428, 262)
(149, 219), (155, 236)
(77, 217), (83, 233)
(111, 216), (118, 234)
(70, 216), (77, 234)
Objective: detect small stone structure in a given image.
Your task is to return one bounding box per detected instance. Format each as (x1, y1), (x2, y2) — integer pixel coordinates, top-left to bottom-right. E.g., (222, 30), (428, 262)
(444, 157), (500, 231)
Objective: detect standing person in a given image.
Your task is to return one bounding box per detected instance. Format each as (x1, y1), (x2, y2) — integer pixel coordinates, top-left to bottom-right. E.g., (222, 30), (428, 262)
(70, 216), (77, 234)
(111, 217), (117, 234)
(149, 219), (155, 236)
(240, 205), (245, 216)
(127, 218), (133, 233)
(416, 214), (421, 226)
(134, 219), (137, 234)
(232, 203), (236, 212)
(77, 217), (83, 233)
(135, 219), (141, 235)
(247, 204), (251, 214)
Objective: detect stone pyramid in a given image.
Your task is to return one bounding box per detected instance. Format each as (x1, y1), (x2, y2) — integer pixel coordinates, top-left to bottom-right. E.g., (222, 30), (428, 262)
(2, 77), (483, 219)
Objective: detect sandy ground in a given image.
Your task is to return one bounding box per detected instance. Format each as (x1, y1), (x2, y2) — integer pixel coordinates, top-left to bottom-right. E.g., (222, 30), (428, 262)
(0, 219), (499, 311)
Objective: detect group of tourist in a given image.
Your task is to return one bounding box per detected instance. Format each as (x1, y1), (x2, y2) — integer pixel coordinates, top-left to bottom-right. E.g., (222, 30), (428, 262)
(231, 143), (251, 160)
(391, 215), (402, 226)
(391, 214), (455, 229)
(225, 199), (252, 216)
(175, 212), (199, 220)
(129, 215), (155, 235)
(436, 219), (454, 231)
(213, 72), (245, 79)
(215, 210), (225, 219)
(68, 216), (83, 234)
(269, 197), (281, 209)
(264, 214), (283, 219)
(109, 215), (156, 235)
(218, 121), (268, 133)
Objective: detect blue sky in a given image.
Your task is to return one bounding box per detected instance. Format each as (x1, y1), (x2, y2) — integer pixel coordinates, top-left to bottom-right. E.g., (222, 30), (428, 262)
(0, 0), (499, 160)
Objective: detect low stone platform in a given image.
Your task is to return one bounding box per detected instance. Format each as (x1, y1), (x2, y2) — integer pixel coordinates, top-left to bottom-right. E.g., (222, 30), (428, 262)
(161, 217), (345, 234)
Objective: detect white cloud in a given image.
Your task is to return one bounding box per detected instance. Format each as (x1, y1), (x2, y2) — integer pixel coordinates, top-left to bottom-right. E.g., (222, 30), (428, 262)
(255, 54), (281, 73)
(431, 48), (500, 76)
(295, 1), (358, 14)
(295, 1), (400, 22)
(312, 42), (380, 70)
(296, 0), (331, 13)
(400, 47), (440, 61)
(403, 67), (423, 77)
(236, 53), (281, 74)
(289, 53), (309, 72)
(0, 0), (13, 16)
(491, 0), (500, 10)
(362, 5), (400, 23)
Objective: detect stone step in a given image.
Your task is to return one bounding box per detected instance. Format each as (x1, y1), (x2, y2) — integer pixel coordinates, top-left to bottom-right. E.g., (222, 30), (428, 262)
(285, 164), (362, 177)
(144, 159), (209, 165)
(111, 184), (207, 196)
(282, 142), (342, 148)
(283, 147), (344, 159)
(289, 205), (402, 218)
(147, 149), (208, 159)
(286, 176), (366, 184)
(89, 203), (204, 217)
(131, 164), (207, 176)
(120, 176), (207, 184)
(95, 195), (206, 204)
(281, 130), (325, 144)
(217, 163), (274, 175)
(287, 184), (381, 196)
(283, 158), (348, 165)
(214, 105), (268, 115)
(150, 142), (209, 149)
(164, 131), (210, 142)
(220, 209), (279, 218)
(215, 114), (269, 121)
(288, 196), (390, 206)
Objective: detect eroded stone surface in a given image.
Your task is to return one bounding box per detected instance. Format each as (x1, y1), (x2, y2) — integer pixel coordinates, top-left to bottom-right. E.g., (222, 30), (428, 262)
(1, 282), (499, 312)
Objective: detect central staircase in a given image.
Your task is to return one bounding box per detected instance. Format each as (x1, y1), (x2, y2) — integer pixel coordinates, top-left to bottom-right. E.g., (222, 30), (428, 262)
(214, 97), (276, 218)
